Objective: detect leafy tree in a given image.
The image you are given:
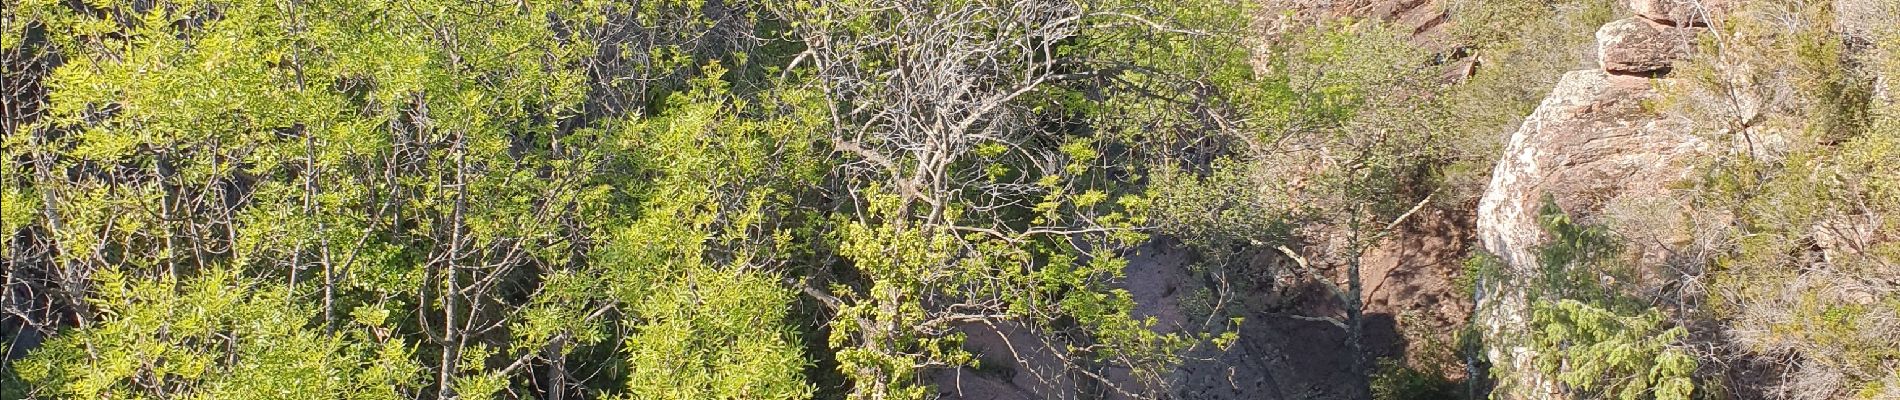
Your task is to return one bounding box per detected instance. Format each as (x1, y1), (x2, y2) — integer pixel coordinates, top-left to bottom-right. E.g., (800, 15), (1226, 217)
(586, 65), (823, 399)
(1529, 299), (1696, 400)
(769, 0), (1259, 397)
(1151, 20), (1452, 390)
(14, 270), (422, 399)
(2, 0), (815, 398)
(1512, 203), (1699, 400)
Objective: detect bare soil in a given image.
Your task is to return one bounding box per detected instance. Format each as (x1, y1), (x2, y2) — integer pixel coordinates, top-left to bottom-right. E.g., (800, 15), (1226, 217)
(1358, 207), (1476, 375)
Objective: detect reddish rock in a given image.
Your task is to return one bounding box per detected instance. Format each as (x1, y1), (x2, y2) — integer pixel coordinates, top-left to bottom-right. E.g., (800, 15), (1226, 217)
(1476, 69), (1707, 399)
(1631, 0), (1728, 26)
(1596, 17), (1701, 75)
(1477, 69), (1703, 277)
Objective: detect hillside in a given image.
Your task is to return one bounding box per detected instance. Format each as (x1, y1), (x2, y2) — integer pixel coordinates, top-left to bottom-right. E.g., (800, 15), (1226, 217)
(1, 0), (1896, 399)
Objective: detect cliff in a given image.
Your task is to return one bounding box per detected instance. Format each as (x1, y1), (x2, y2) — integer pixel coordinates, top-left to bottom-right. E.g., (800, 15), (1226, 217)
(1473, 4), (1713, 398)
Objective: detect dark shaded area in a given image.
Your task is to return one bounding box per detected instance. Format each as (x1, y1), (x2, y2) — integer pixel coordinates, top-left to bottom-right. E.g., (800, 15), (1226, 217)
(4, 8), (69, 368)
(931, 227), (1490, 399)
(1169, 312), (1398, 399)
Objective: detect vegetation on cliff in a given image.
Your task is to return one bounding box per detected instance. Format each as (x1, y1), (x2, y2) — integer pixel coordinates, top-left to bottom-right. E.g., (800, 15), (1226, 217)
(1, 0), (1895, 398)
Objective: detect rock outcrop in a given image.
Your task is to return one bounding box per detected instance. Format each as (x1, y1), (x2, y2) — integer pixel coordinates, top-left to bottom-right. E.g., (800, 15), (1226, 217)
(1597, 18), (1701, 75)
(1474, 2), (1710, 398)
(1475, 70), (1701, 272)
(1630, 0), (1730, 26)
(1475, 70), (1707, 399)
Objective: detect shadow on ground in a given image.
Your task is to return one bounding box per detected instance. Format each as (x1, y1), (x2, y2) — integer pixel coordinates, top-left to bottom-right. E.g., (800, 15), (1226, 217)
(932, 209), (1476, 399)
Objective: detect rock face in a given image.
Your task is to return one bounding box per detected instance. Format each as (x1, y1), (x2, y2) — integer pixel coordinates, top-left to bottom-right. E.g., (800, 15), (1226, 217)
(1475, 69), (1706, 398)
(1597, 18), (1701, 75)
(1475, 70), (1701, 273)
(1475, 3), (1711, 398)
(1630, 0), (1729, 26)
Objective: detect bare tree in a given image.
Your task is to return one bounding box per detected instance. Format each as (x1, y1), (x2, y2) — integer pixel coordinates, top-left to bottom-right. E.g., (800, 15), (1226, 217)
(774, 0), (1246, 397)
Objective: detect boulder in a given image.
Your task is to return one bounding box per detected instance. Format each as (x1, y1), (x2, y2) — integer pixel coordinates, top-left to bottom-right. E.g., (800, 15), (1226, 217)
(1477, 70), (1703, 270)
(1631, 0), (1728, 26)
(1597, 17), (1701, 76)
(1474, 69), (1707, 398)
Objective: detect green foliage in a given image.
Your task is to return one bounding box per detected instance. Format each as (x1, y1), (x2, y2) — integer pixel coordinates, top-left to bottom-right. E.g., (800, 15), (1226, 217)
(826, 207), (969, 400)
(1446, 0), (1614, 52)
(1151, 159), (1295, 266)
(1457, 251), (1505, 299)
(1155, 19), (1447, 260)
(1079, 0), (1268, 150)
(1530, 199), (1636, 308)
(767, 0), (1264, 397)
(1529, 299), (1696, 400)
(4, 0), (816, 397)
(4, 0), (1269, 394)
(1510, 203), (1699, 400)
(1149, 19), (1477, 392)
(584, 65), (821, 400)
(14, 270), (421, 400)
(617, 268), (810, 400)
(0, 356), (23, 400)
(1653, 1), (1900, 395)
(1370, 358), (1463, 400)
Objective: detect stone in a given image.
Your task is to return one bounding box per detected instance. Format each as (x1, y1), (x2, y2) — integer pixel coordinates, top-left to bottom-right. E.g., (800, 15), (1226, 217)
(1631, 0), (1728, 26)
(1597, 17), (1701, 76)
(1477, 68), (1704, 284)
(1474, 69), (1707, 398)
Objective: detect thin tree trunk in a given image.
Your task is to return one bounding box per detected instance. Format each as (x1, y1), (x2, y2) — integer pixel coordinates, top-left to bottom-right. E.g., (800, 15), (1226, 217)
(545, 339), (567, 400)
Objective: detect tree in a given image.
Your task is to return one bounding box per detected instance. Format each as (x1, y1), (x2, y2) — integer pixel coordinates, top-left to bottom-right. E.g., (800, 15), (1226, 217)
(1499, 202), (1700, 399)
(585, 65), (823, 399)
(14, 270), (422, 400)
(2, 0), (815, 398)
(771, 0), (1256, 397)
(1150, 21), (1453, 391)
(1529, 299), (1697, 400)
(1654, 0), (1900, 396)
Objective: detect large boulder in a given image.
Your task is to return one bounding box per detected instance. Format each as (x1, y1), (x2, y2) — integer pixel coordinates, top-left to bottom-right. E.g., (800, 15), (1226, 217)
(1476, 70), (1703, 269)
(1631, 0), (1729, 26)
(1474, 69), (1707, 398)
(1597, 17), (1701, 76)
